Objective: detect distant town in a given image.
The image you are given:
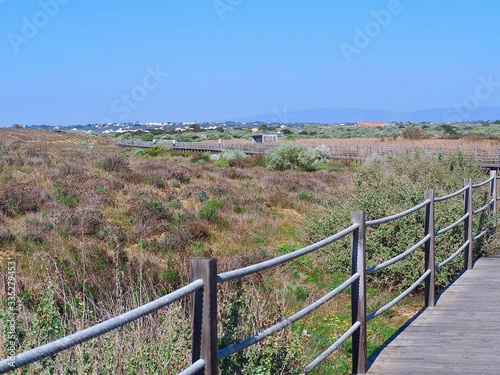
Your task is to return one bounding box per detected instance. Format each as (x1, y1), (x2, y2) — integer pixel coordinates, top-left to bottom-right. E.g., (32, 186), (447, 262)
(20, 118), (499, 136)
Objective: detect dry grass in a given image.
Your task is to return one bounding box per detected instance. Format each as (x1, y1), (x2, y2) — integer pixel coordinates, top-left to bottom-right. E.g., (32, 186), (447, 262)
(0, 132), (350, 297)
(2, 127), (469, 374)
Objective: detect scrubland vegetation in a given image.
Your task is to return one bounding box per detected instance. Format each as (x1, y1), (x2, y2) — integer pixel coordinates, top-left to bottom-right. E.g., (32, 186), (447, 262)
(111, 121), (500, 145)
(0, 128), (496, 374)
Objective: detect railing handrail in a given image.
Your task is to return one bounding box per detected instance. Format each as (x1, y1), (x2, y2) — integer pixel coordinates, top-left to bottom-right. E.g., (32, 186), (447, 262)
(0, 280), (204, 373)
(1, 168), (497, 375)
(366, 199), (430, 226)
(217, 224), (359, 283)
(217, 273), (360, 360)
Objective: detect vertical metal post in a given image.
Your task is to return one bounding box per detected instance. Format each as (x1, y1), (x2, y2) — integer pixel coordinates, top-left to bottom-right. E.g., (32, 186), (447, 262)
(464, 179), (473, 270)
(351, 211), (367, 374)
(490, 170), (497, 215)
(191, 258), (218, 375)
(424, 190), (435, 307)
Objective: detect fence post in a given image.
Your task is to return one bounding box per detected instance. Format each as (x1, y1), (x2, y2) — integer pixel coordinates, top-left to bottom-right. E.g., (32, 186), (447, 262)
(424, 190), (435, 308)
(191, 258), (218, 375)
(490, 170), (497, 215)
(464, 179), (473, 270)
(351, 210), (367, 374)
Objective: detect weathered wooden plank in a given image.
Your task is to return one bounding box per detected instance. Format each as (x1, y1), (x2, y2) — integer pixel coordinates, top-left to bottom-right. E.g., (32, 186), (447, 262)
(367, 257), (500, 374)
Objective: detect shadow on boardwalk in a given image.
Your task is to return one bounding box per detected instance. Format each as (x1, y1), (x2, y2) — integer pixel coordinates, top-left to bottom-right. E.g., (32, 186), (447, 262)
(366, 256), (500, 374)
(366, 267), (466, 370)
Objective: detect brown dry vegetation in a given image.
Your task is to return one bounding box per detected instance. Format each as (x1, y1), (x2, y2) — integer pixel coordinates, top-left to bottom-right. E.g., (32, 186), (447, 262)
(0, 128), (495, 374)
(0, 128), (363, 373)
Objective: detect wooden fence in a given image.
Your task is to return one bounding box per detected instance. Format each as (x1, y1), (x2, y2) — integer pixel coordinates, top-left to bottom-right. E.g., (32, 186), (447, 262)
(0, 171), (498, 374)
(116, 140), (500, 166)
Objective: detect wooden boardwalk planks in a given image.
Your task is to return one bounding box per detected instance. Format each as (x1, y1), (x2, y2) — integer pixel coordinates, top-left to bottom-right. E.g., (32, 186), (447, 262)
(367, 257), (500, 375)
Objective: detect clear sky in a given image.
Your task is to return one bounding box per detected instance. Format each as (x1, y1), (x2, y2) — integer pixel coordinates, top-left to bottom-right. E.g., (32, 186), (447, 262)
(1, 0), (500, 126)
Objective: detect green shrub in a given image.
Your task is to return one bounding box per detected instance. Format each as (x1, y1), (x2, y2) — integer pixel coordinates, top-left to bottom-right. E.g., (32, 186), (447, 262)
(265, 144), (330, 171)
(308, 151), (489, 292)
(144, 146), (168, 157)
(198, 199), (222, 222)
(53, 181), (79, 207)
(169, 199), (181, 208)
(191, 152), (211, 164)
(221, 150), (248, 161)
(140, 133), (154, 142)
(213, 159), (229, 168)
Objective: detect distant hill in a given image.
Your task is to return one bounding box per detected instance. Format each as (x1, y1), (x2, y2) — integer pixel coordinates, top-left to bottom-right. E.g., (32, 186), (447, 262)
(231, 107), (500, 124)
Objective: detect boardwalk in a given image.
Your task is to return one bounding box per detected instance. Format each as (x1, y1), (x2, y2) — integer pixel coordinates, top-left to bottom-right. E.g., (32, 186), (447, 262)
(367, 256), (500, 374)
(116, 140), (500, 167)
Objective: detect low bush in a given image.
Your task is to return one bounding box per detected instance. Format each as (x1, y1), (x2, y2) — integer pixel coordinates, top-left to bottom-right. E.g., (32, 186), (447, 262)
(101, 154), (130, 173)
(198, 199), (223, 222)
(53, 181), (79, 208)
(140, 133), (154, 142)
(0, 227), (14, 244)
(0, 185), (49, 217)
(144, 145), (168, 157)
(24, 215), (53, 243)
(265, 144), (331, 171)
(221, 150), (248, 161)
(54, 209), (103, 237)
(401, 128), (427, 140)
(142, 161), (192, 188)
(191, 152), (211, 164)
(159, 219), (209, 253)
(128, 198), (171, 239)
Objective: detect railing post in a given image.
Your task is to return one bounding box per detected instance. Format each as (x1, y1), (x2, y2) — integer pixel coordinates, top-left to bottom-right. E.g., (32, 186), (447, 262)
(424, 190), (435, 308)
(191, 258), (218, 375)
(464, 179), (473, 270)
(490, 170), (497, 215)
(351, 210), (367, 374)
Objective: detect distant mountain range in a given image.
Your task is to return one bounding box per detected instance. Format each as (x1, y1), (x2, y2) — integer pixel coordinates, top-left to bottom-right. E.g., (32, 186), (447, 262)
(231, 107), (500, 124)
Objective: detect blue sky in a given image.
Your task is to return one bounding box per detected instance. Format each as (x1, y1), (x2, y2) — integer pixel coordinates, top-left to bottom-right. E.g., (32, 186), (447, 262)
(1, 0), (500, 126)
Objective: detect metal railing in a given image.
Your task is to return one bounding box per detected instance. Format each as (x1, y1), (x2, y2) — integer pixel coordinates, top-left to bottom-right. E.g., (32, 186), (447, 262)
(1, 170), (498, 374)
